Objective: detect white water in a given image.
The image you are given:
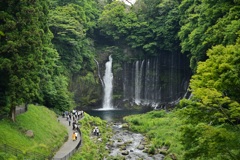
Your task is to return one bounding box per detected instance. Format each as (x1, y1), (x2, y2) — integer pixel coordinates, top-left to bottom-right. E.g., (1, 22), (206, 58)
(134, 60), (144, 105)
(135, 61), (140, 104)
(94, 59), (104, 87)
(102, 55), (113, 109)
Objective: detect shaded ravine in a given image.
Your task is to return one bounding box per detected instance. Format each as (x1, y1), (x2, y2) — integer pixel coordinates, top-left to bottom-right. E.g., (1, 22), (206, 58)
(106, 123), (164, 160)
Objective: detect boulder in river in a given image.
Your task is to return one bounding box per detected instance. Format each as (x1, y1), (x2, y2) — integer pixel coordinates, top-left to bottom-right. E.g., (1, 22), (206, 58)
(137, 144), (145, 150)
(122, 150), (129, 155)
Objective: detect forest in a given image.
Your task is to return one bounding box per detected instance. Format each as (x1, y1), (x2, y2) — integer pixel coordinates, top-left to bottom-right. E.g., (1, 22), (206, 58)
(0, 0), (240, 159)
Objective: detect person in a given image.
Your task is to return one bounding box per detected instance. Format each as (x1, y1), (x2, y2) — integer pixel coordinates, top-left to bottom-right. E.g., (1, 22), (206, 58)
(74, 123), (78, 130)
(69, 119), (71, 126)
(75, 132), (78, 140)
(72, 132), (76, 141)
(72, 121), (75, 130)
(96, 127), (99, 136)
(93, 127), (97, 135)
(92, 127), (100, 136)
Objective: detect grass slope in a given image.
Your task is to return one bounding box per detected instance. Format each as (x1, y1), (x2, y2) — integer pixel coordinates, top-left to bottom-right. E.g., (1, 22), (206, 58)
(0, 104), (67, 159)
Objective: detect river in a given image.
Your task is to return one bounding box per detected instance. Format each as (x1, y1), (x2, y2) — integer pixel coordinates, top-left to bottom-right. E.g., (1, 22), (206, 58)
(85, 108), (164, 160)
(85, 108), (152, 122)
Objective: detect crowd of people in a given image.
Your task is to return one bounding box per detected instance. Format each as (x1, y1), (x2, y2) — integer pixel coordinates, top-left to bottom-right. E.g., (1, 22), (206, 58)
(62, 110), (84, 141)
(61, 109), (100, 141)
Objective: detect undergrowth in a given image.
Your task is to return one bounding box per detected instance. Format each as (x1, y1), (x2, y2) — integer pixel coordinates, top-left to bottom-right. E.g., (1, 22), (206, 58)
(124, 110), (184, 160)
(70, 113), (112, 160)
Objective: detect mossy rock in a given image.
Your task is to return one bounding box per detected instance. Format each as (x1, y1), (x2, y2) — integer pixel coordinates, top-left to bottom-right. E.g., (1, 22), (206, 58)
(122, 123), (129, 129)
(159, 148), (168, 155)
(119, 145), (127, 150)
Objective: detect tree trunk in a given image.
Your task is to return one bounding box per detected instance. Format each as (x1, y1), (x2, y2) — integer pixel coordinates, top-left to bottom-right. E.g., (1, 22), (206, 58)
(25, 103), (28, 111)
(11, 106), (16, 122)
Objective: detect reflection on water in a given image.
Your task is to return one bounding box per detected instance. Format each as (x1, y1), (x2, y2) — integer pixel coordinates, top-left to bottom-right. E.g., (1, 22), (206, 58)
(85, 108), (152, 122)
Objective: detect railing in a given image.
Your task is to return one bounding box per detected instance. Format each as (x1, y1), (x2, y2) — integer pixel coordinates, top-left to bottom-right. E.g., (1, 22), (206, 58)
(0, 144), (48, 160)
(0, 104), (28, 120)
(15, 104), (28, 115)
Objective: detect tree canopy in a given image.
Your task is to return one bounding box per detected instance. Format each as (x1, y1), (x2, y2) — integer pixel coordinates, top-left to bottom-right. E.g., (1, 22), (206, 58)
(0, 0), (50, 120)
(178, 40), (240, 158)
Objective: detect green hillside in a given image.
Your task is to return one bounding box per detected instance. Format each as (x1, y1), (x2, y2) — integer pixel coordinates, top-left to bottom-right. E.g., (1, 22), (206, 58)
(0, 105), (67, 159)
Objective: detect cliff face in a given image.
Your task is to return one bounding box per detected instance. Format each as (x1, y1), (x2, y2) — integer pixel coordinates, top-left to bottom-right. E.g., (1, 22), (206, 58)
(70, 48), (191, 109)
(111, 52), (191, 108)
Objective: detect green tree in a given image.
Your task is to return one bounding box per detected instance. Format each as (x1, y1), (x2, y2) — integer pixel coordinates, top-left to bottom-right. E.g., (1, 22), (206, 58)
(39, 36), (74, 111)
(0, 0), (50, 121)
(178, 0), (240, 71)
(178, 42), (240, 159)
(49, 3), (95, 74)
(49, 0), (101, 107)
(98, 1), (138, 41)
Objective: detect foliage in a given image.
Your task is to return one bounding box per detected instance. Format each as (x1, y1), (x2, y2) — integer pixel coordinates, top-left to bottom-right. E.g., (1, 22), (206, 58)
(0, 0), (75, 117)
(178, 0), (240, 70)
(49, 4), (88, 73)
(189, 44), (240, 124)
(98, 1), (138, 41)
(98, 0), (182, 56)
(73, 72), (101, 107)
(70, 113), (112, 160)
(134, 0), (181, 53)
(48, 0), (100, 107)
(0, 0), (51, 120)
(179, 123), (240, 160)
(178, 42), (240, 159)
(124, 110), (184, 159)
(49, 0), (99, 73)
(0, 105), (67, 158)
(41, 74), (74, 111)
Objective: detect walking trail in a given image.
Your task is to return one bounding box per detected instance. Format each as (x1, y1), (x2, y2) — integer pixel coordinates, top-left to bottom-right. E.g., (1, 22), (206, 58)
(53, 116), (81, 159)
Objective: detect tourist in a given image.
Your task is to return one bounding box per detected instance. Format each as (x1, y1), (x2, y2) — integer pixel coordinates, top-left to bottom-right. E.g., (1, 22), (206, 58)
(74, 123), (78, 130)
(93, 127), (100, 136)
(96, 127), (100, 136)
(93, 127), (97, 135)
(72, 132), (76, 141)
(72, 121), (76, 130)
(68, 119), (71, 126)
(75, 132), (78, 140)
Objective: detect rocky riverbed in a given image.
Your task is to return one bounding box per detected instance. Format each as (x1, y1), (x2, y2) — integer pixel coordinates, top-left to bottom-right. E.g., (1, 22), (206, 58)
(106, 123), (164, 160)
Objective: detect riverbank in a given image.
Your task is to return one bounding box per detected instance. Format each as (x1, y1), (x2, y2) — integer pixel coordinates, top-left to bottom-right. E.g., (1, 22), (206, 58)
(107, 123), (164, 160)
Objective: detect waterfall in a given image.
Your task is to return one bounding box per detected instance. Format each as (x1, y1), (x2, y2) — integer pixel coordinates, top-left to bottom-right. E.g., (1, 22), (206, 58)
(102, 55), (113, 109)
(144, 60), (150, 105)
(121, 53), (191, 108)
(134, 60), (144, 104)
(135, 61), (140, 104)
(94, 59), (104, 88)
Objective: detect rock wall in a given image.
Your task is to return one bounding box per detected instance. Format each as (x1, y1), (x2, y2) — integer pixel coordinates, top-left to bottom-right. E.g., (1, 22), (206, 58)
(112, 52), (191, 108)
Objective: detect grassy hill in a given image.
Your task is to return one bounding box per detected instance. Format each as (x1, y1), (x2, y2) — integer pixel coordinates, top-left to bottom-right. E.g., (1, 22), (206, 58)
(0, 104), (67, 159)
